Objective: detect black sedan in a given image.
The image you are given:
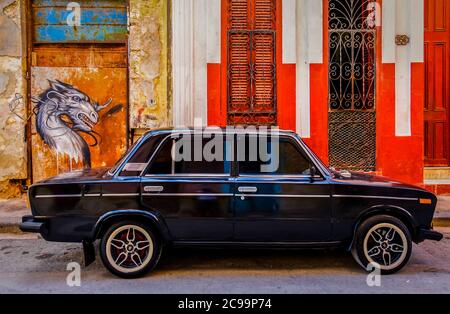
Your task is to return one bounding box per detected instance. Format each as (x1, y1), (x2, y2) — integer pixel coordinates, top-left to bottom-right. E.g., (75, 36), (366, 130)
(20, 128), (443, 278)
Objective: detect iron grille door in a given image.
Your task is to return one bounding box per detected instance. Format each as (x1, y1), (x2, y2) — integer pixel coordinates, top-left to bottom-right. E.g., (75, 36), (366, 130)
(227, 0), (277, 126)
(328, 0), (376, 171)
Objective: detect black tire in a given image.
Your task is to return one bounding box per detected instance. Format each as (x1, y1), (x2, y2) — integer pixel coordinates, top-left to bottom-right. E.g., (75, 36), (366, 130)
(99, 220), (162, 279)
(352, 215), (412, 275)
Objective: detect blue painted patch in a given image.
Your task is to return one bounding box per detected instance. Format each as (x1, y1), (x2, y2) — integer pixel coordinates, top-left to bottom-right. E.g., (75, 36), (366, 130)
(34, 8), (127, 25)
(35, 25), (127, 43)
(33, 0), (127, 43)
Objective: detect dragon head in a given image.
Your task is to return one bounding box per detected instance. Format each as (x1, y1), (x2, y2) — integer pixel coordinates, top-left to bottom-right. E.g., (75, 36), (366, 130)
(44, 80), (111, 132)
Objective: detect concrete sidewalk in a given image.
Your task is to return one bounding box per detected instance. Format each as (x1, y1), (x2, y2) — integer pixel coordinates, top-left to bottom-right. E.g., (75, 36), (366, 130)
(0, 196), (449, 233)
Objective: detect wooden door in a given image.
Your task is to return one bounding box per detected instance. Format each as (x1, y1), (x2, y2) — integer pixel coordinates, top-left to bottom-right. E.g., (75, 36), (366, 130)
(227, 0), (277, 126)
(29, 0), (128, 182)
(424, 0), (450, 166)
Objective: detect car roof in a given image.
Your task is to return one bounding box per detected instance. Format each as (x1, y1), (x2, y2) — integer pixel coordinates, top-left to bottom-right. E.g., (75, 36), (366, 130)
(143, 127), (298, 137)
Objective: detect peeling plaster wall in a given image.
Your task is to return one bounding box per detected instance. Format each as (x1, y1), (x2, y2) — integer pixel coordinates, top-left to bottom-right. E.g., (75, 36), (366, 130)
(0, 0), (26, 198)
(129, 0), (170, 130)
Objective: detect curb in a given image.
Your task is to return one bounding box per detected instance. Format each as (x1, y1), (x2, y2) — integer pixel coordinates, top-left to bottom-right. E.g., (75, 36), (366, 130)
(433, 218), (450, 228)
(0, 223), (22, 234)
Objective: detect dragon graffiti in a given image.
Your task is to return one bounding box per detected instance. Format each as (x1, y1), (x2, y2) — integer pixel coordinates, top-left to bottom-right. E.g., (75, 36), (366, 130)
(33, 80), (120, 168)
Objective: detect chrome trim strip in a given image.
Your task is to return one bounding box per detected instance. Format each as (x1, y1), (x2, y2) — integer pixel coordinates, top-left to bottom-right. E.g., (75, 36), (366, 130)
(142, 193), (234, 197)
(35, 194), (82, 199)
(332, 195), (419, 201)
(144, 173), (230, 178)
(236, 194), (330, 198)
(84, 193), (101, 197)
(102, 193), (140, 197)
(173, 240), (342, 246)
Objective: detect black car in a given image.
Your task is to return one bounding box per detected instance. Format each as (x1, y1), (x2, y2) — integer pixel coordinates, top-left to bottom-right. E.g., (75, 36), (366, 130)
(20, 128), (443, 278)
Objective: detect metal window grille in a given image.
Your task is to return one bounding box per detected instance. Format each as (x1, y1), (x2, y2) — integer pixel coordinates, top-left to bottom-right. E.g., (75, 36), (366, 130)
(328, 0), (377, 171)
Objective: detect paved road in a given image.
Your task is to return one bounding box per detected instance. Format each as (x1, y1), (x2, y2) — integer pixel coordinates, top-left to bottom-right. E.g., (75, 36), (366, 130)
(0, 229), (449, 294)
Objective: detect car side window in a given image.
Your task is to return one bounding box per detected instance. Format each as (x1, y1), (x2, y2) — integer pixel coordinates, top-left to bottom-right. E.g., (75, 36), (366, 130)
(238, 136), (311, 176)
(146, 135), (231, 175)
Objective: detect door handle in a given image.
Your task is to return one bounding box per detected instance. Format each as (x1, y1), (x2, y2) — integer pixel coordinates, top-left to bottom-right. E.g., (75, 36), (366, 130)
(143, 186), (164, 193)
(238, 186), (258, 193)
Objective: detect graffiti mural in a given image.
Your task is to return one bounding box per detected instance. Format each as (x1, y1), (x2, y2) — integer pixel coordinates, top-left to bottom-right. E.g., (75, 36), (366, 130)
(30, 67), (128, 182)
(32, 80), (120, 168)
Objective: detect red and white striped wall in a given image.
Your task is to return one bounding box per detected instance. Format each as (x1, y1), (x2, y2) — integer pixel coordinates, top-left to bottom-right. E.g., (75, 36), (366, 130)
(171, 0), (426, 185)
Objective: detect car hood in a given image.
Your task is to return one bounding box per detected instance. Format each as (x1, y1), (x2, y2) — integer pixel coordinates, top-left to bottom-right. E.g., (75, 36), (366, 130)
(332, 171), (426, 191)
(36, 167), (111, 184)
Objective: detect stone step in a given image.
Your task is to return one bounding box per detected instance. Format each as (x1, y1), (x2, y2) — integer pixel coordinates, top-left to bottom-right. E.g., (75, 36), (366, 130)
(424, 167), (450, 180)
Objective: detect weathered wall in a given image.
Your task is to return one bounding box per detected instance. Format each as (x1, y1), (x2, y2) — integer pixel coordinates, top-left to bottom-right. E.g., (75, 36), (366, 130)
(0, 0), (26, 198)
(129, 0), (170, 130)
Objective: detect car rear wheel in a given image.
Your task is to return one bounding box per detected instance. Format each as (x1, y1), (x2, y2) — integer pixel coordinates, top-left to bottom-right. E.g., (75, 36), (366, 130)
(100, 221), (161, 278)
(352, 215), (412, 275)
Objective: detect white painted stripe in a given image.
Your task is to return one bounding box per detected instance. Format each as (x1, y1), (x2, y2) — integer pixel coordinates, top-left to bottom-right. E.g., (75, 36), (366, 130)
(296, 60), (311, 138)
(172, 0), (209, 127)
(295, 0), (323, 138)
(193, 0), (208, 124)
(382, 0), (397, 63)
(172, 0), (194, 127)
(410, 0), (424, 63)
(282, 0), (297, 64)
(207, 0), (221, 64)
(306, 0), (323, 64)
(395, 0), (412, 136)
(395, 50), (412, 136)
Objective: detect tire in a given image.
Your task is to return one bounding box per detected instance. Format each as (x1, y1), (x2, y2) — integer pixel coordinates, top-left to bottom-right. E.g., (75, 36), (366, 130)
(100, 220), (162, 278)
(352, 215), (412, 275)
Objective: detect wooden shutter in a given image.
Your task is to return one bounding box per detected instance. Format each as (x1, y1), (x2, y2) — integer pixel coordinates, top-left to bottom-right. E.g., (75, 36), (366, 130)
(227, 0), (277, 126)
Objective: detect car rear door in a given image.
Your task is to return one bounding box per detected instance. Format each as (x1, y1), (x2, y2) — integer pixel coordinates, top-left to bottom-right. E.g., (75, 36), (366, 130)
(233, 134), (332, 242)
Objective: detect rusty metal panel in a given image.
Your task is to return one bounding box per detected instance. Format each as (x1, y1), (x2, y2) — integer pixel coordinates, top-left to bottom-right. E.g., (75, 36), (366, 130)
(32, 0), (127, 43)
(31, 45), (127, 68)
(30, 67), (127, 182)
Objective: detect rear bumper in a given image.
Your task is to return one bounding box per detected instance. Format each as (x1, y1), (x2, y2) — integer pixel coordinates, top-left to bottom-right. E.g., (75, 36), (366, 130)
(19, 215), (47, 234)
(417, 228), (443, 242)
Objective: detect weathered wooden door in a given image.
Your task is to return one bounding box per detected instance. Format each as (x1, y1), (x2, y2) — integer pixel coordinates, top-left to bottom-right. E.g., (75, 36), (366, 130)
(227, 0), (277, 126)
(425, 0), (450, 166)
(29, 0), (128, 182)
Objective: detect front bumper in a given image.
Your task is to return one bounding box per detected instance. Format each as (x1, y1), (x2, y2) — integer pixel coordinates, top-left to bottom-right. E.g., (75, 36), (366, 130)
(417, 228), (443, 242)
(19, 215), (47, 234)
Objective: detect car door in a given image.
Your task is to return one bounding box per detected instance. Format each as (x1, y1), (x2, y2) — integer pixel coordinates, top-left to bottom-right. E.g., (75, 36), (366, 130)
(233, 134), (332, 242)
(140, 133), (235, 241)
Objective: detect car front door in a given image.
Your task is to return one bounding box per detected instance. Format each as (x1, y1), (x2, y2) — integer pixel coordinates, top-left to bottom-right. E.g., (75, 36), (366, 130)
(233, 134), (332, 242)
(140, 133), (235, 242)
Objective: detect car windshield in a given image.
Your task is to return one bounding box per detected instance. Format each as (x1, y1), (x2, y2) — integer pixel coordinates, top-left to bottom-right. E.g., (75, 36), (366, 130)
(108, 135), (147, 175)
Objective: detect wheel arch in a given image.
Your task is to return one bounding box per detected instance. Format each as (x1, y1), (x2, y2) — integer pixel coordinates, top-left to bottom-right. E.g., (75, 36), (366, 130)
(347, 205), (418, 250)
(92, 210), (172, 243)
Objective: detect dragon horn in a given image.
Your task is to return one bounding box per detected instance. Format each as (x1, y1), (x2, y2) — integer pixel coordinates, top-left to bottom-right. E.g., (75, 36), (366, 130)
(95, 98), (112, 112)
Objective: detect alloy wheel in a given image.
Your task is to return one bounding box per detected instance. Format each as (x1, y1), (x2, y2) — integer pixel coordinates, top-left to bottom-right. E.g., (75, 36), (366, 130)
(105, 225), (154, 274)
(363, 223), (408, 271)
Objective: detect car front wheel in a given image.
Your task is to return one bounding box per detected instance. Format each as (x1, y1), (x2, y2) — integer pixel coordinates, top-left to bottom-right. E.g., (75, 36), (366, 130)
(352, 215), (412, 274)
(100, 221), (161, 278)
